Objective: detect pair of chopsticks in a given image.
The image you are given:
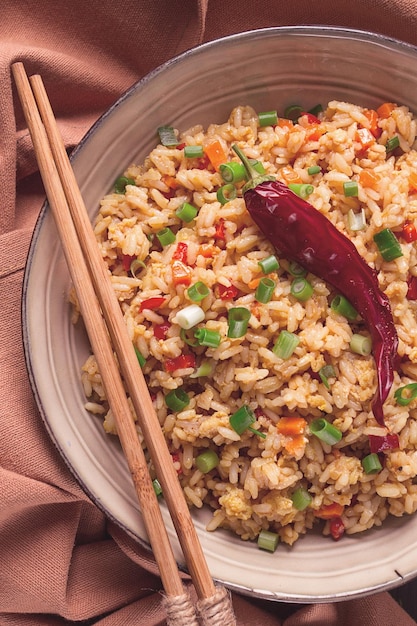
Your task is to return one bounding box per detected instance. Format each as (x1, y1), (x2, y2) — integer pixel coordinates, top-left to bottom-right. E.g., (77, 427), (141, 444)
(12, 62), (236, 626)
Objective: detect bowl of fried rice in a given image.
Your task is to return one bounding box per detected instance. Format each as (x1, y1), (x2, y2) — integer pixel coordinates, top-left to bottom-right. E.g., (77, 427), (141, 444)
(23, 26), (417, 602)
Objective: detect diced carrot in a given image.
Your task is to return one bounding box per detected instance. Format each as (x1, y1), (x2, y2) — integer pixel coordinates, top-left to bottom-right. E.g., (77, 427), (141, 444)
(277, 416), (307, 436)
(362, 109), (382, 138)
(247, 272), (277, 290)
(409, 171), (417, 192)
(306, 124), (325, 142)
(376, 102), (397, 119)
(359, 169), (380, 189)
(204, 140), (228, 171)
(276, 118), (294, 130)
(283, 434), (306, 455)
(171, 259), (192, 286)
(198, 243), (217, 258)
(161, 174), (178, 190)
(314, 502), (344, 519)
(280, 165), (303, 185)
(355, 127), (375, 150)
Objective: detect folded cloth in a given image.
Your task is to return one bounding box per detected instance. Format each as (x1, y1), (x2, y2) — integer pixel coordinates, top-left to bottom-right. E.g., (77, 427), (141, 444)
(1, 1), (417, 624)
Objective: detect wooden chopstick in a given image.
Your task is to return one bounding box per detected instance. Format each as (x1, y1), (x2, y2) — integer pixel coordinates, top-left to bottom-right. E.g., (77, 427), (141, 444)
(12, 62), (236, 624)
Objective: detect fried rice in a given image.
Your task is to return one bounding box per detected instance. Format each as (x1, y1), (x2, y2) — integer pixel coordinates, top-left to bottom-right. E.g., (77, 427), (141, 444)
(78, 99), (417, 548)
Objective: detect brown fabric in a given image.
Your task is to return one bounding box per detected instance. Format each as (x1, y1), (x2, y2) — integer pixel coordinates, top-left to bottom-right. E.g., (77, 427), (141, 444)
(1, 1), (417, 624)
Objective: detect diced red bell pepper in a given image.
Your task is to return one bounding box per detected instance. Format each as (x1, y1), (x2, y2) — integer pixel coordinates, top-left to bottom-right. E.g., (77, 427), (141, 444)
(171, 452), (183, 475)
(400, 220), (417, 243)
(154, 321), (171, 340)
(165, 353), (196, 373)
(216, 283), (239, 300)
(407, 275), (417, 300)
(172, 242), (188, 263)
(314, 502), (344, 519)
(122, 254), (136, 272)
(369, 433), (399, 453)
(139, 296), (166, 312)
(214, 218), (226, 241)
(300, 112), (321, 124)
(329, 516), (345, 541)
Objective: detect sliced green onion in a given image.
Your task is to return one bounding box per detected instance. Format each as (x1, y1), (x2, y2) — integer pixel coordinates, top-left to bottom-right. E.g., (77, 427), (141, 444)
(250, 159), (266, 175)
(343, 181), (359, 197)
(348, 208), (366, 231)
(157, 125), (178, 147)
(130, 258), (146, 278)
(176, 304), (205, 330)
(290, 277), (313, 301)
(319, 364), (337, 390)
(291, 487), (312, 511)
(227, 307), (251, 338)
(284, 104), (303, 120)
(156, 227), (176, 246)
(257, 529), (279, 552)
(194, 328), (221, 348)
(134, 346), (146, 368)
(152, 478), (163, 496)
(258, 255), (279, 274)
(180, 328), (199, 347)
(362, 453), (382, 474)
(255, 277), (276, 303)
(310, 418), (342, 445)
(217, 183), (237, 205)
(288, 260), (307, 277)
(184, 145), (204, 158)
(272, 330), (300, 359)
(307, 165), (321, 175)
(373, 228), (403, 261)
(229, 405), (265, 438)
(330, 295), (358, 321)
(190, 360), (213, 378)
(165, 388), (190, 412)
(220, 161), (246, 183)
(187, 281), (210, 302)
(258, 110), (278, 127)
(308, 104), (323, 116)
(350, 333), (372, 356)
(195, 449), (220, 473)
(288, 183), (314, 199)
(394, 383), (417, 406)
(176, 201), (198, 222)
(385, 135), (400, 152)
(114, 176), (135, 194)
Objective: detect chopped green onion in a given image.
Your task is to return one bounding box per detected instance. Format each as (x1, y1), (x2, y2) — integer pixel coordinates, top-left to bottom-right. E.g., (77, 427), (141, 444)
(229, 405), (265, 438)
(258, 255), (279, 274)
(284, 104), (303, 120)
(114, 176), (135, 194)
(373, 228), (403, 261)
(195, 449), (220, 473)
(190, 360), (213, 378)
(343, 181), (359, 197)
(194, 328), (221, 348)
(255, 277), (276, 303)
(288, 183), (314, 199)
(394, 383), (417, 406)
(227, 307), (251, 338)
(217, 183), (237, 205)
(187, 281), (210, 302)
(176, 304), (205, 330)
(308, 104), (323, 116)
(330, 295), (358, 321)
(156, 227), (176, 246)
(152, 478), (163, 496)
(180, 328), (199, 347)
(130, 258), (146, 278)
(350, 333), (372, 356)
(319, 364), (337, 390)
(291, 487), (312, 511)
(272, 330), (300, 359)
(176, 201), (198, 222)
(307, 165), (321, 175)
(385, 135), (400, 152)
(250, 159), (266, 175)
(257, 529), (279, 552)
(310, 418), (342, 445)
(362, 453), (382, 474)
(184, 145), (204, 158)
(288, 261), (307, 277)
(165, 388), (190, 412)
(220, 161), (246, 183)
(290, 277), (313, 301)
(258, 110), (278, 127)
(157, 125), (178, 147)
(348, 208), (366, 231)
(134, 346), (146, 368)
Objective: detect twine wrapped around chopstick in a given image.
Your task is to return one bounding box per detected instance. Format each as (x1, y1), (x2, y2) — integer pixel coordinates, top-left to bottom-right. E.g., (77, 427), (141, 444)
(12, 61), (236, 625)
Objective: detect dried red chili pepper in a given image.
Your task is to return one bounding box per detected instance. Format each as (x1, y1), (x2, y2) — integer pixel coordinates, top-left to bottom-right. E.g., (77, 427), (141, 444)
(154, 321), (171, 340)
(172, 241), (189, 263)
(165, 353), (196, 373)
(407, 275), (417, 300)
(329, 516), (345, 541)
(232, 144), (399, 426)
(139, 296), (166, 312)
(369, 433), (399, 453)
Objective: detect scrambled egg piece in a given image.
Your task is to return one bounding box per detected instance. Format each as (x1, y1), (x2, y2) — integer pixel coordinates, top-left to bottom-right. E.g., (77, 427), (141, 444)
(219, 487), (253, 521)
